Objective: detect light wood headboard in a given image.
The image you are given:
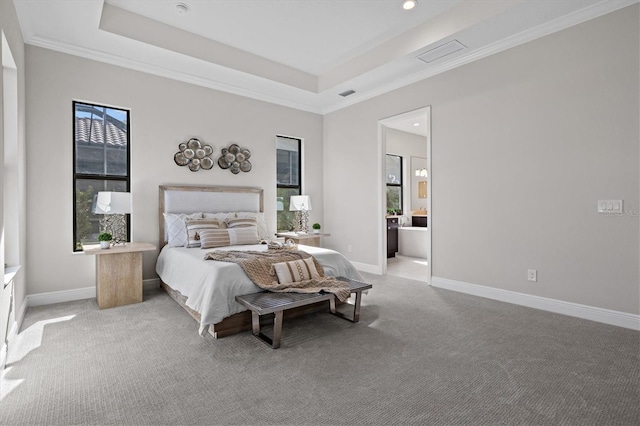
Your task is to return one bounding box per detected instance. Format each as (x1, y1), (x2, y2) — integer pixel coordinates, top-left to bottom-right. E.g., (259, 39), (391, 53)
(159, 184), (264, 246)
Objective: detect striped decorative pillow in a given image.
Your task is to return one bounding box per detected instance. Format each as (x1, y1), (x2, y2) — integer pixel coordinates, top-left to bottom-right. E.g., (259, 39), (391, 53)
(273, 257), (321, 284)
(199, 226), (259, 249)
(226, 217), (257, 229)
(184, 219), (220, 248)
(203, 212), (269, 240)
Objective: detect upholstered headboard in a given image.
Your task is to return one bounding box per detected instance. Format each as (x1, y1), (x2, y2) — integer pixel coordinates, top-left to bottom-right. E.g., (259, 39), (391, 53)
(159, 185), (264, 246)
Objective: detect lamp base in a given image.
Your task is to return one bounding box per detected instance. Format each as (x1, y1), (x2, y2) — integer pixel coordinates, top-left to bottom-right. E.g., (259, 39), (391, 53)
(100, 214), (128, 245)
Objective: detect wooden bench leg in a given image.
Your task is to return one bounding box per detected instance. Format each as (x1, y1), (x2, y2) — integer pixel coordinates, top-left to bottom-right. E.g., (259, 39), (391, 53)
(330, 291), (365, 323)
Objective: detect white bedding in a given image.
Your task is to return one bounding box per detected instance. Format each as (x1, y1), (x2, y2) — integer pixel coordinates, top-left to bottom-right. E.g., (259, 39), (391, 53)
(155, 244), (364, 335)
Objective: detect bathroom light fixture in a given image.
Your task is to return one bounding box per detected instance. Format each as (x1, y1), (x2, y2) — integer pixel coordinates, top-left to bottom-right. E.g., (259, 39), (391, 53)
(402, 0), (417, 10)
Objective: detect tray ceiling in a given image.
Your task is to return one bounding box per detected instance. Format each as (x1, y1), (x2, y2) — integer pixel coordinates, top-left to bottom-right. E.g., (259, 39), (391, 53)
(14, 0), (637, 113)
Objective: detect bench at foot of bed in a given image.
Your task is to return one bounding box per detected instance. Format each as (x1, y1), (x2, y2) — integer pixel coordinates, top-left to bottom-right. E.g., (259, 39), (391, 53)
(235, 278), (372, 349)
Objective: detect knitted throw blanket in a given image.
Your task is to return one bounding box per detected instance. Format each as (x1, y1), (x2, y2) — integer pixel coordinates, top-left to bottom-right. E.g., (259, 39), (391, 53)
(204, 249), (351, 301)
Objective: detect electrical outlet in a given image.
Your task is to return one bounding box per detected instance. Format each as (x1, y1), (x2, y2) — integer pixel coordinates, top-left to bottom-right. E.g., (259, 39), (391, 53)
(527, 269), (537, 282)
(347, 244), (352, 253)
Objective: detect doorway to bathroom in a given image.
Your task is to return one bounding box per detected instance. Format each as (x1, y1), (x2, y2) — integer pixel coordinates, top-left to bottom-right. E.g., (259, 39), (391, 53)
(378, 107), (431, 283)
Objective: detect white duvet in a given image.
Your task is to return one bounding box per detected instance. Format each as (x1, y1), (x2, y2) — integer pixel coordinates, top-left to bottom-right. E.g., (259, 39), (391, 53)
(155, 244), (364, 335)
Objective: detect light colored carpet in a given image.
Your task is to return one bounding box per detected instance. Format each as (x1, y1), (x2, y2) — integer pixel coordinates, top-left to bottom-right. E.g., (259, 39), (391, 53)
(1, 273), (638, 425)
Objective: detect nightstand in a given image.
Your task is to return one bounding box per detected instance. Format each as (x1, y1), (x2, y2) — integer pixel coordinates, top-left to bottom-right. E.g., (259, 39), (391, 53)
(83, 242), (156, 309)
(275, 232), (330, 248)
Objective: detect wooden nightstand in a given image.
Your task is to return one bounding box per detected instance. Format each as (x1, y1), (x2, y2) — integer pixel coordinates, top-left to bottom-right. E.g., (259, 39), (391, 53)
(83, 242), (156, 309)
(275, 232), (330, 248)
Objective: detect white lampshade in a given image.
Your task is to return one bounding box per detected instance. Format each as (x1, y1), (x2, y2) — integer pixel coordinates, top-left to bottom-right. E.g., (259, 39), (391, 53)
(289, 195), (312, 211)
(94, 192), (132, 214)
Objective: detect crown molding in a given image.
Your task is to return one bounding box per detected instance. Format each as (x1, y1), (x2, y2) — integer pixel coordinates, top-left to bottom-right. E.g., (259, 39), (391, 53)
(24, 35), (324, 114)
(21, 0), (637, 116)
(321, 0), (639, 114)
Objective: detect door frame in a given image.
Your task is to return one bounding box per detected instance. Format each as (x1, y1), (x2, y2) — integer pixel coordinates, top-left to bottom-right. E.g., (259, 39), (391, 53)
(377, 106), (432, 283)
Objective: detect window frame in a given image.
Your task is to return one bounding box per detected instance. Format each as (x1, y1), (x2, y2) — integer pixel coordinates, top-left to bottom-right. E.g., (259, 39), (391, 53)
(386, 154), (403, 215)
(276, 135), (302, 232)
(72, 101), (131, 252)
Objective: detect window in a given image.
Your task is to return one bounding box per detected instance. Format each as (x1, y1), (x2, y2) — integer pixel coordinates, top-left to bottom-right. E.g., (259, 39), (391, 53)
(276, 136), (301, 231)
(73, 101), (130, 251)
(386, 154), (403, 215)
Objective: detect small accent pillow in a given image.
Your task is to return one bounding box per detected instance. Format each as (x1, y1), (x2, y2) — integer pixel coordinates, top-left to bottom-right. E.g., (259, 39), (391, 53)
(185, 219), (220, 248)
(199, 226), (259, 249)
(164, 213), (202, 247)
(273, 257), (321, 284)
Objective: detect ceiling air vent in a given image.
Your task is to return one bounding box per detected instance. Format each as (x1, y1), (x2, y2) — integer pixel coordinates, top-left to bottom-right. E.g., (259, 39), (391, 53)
(416, 40), (466, 64)
(338, 89), (356, 97)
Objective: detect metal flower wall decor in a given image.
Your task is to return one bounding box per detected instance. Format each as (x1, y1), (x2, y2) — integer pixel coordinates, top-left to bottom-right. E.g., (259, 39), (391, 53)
(174, 138), (214, 172)
(218, 143), (252, 174)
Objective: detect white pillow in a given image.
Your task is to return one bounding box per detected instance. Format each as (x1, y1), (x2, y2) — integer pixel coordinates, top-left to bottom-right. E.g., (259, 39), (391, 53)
(164, 212), (202, 247)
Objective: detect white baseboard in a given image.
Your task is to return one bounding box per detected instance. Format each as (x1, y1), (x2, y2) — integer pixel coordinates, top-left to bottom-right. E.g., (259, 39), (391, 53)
(143, 278), (160, 290)
(27, 286), (96, 307)
(27, 279), (161, 307)
(15, 299), (27, 333)
(351, 261), (382, 275)
(431, 277), (640, 331)
(0, 343), (5, 370)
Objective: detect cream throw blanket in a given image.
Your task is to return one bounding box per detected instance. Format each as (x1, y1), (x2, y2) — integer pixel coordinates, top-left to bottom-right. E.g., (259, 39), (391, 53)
(204, 249), (351, 301)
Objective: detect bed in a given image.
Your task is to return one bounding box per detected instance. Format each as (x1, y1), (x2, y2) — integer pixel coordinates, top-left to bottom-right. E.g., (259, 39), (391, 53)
(156, 184), (364, 337)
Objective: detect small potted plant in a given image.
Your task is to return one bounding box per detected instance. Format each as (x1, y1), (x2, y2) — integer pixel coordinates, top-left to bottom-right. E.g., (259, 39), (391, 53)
(312, 223), (321, 234)
(98, 232), (112, 249)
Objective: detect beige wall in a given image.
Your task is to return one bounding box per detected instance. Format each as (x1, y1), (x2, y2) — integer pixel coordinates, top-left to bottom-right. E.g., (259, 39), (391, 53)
(25, 47), (323, 295)
(324, 5), (639, 314)
(1, 0), (27, 359)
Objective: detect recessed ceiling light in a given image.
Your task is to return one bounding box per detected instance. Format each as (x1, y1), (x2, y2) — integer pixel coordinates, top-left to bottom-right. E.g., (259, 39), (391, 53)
(402, 0), (417, 10)
(413, 122), (420, 127)
(175, 3), (189, 14)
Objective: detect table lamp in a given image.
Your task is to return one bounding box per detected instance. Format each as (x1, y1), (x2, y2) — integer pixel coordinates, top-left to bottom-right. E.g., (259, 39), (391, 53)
(93, 191), (132, 245)
(289, 195), (312, 233)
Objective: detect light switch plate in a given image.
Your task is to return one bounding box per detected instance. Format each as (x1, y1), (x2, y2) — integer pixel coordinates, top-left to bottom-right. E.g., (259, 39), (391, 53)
(598, 200), (623, 214)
